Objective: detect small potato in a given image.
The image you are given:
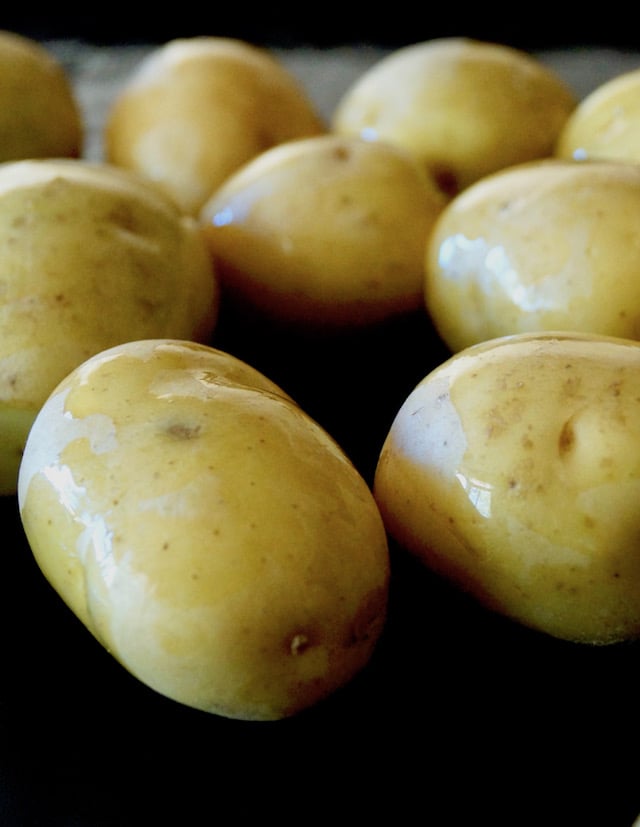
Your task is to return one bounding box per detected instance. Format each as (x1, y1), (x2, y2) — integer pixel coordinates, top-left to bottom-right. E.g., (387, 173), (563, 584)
(200, 134), (447, 328)
(425, 158), (640, 353)
(374, 330), (640, 645)
(104, 37), (326, 215)
(555, 67), (640, 163)
(332, 37), (576, 196)
(0, 158), (218, 495)
(0, 30), (83, 161)
(18, 338), (390, 721)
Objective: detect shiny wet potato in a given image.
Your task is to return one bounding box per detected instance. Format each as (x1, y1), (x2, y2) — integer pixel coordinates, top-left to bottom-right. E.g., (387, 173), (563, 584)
(18, 339), (390, 721)
(374, 331), (640, 645)
(425, 158), (640, 353)
(0, 158), (218, 495)
(200, 134), (447, 328)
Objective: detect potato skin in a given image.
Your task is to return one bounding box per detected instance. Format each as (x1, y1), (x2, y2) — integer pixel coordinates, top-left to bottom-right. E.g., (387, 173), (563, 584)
(425, 159), (640, 352)
(0, 158), (218, 495)
(105, 37), (326, 215)
(555, 67), (640, 163)
(18, 339), (389, 721)
(374, 331), (640, 644)
(200, 134), (446, 328)
(0, 30), (83, 161)
(333, 37), (576, 196)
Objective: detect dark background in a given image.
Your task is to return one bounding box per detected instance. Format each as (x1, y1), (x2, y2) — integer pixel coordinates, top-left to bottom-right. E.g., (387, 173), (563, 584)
(3, 7), (640, 51)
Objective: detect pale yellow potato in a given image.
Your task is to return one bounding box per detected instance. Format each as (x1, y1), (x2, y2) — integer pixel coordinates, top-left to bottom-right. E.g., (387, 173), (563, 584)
(425, 158), (640, 353)
(0, 30), (83, 161)
(104, 37), (326, 215)
(374, 330), (640, 645)
(0, 158), (219, 496)
(18, 338), (390, 721)
(556, 67), (640, 162)
(332, 37), (576, 196)
(199, 134), (447, 328)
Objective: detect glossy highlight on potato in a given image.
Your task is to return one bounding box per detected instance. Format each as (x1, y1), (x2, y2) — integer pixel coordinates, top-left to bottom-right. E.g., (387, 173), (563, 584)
(425, 158), (640, 352)
(18, 339), (390, 721)
(374, 330), (640, 645)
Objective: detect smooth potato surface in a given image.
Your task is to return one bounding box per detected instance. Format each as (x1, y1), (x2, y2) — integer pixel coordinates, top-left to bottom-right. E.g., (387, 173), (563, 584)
(200, 134), (447, 328)
(18, 339), (390, 721)
(374, 331), (640, 644)
(425, 158), (640, 353)
(105, 37), (326, 215)
(332, 37), (576, 196)
(0, 158), (218, 495)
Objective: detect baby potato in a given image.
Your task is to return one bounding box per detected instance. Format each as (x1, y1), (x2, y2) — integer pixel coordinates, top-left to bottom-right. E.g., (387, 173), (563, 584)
(0, 158), (218, 495)
(18, 338), (390, 721)
(199, 134), (447, 328)
(332, 37), (576, 196)
(0, 30), (83, 162)
(374, 330), (640, 645)
(555, 67), (640, 163)
(425, 158), (640, 353)
(104, 37), (326, 215)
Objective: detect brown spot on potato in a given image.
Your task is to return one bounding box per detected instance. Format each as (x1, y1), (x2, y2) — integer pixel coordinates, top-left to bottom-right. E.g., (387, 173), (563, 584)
(558, 418), (575, 455)
(166, 422), (201, 440)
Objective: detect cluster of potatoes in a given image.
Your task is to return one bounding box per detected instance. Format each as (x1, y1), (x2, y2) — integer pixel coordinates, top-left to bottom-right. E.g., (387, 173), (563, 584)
(5, 28), (640, 721)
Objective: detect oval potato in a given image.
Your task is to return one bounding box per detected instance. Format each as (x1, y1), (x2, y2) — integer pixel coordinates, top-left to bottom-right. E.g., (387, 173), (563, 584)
(374, 330), (640, 644)
(104, 37), (326, 215)
(200, 134), (447, 328)
(0, 158), (218, 495)
(0, 29), (83, 161)
(332, 37), (576, 196)
(18, 339), (390, 721)
(425, 158), (640, 353)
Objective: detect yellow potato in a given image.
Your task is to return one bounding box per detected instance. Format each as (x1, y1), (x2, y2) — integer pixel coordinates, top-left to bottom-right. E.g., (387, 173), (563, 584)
(332, 37), (576, 197)
(555, 67), (640, 163)
(0, 158), (218, 495)
(18, 338), (390, 721)
(0, 29), (83, 161)
(199, 134), (447, 328)
(104, 37), (326, 215)
(374, 330), (640, 645)
(425, 158), (640, 353)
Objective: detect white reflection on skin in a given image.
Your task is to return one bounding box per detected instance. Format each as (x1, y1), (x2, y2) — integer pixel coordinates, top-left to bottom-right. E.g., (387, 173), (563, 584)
(438, 233), (564, 312)
(41, 463), (117, 587)
(455, 471), (493, 519)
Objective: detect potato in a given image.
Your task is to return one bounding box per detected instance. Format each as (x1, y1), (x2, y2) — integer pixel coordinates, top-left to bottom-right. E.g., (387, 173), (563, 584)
(17, 338), (390, 721)
(199, 134), (447, 328)
(374, 330), (640, 645)
(104, 37), (326, 215)
(0, 158), (218, 495)
(425, 158), (640, 353)
(0, 30), (83, 162)
(332, 37), (576, 197)
(555, 67), (640, 163)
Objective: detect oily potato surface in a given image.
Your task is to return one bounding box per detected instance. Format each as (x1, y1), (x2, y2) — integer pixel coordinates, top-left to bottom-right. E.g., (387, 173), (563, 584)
(0, 158), (218, 495)
(18, 339), (390, 721)
(200, 134), (447, 328)
(425, 158), (640, 353)
(332, 37), (576, 196)
(374, 331), (640, 645)
(104, 37), (326, 215)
